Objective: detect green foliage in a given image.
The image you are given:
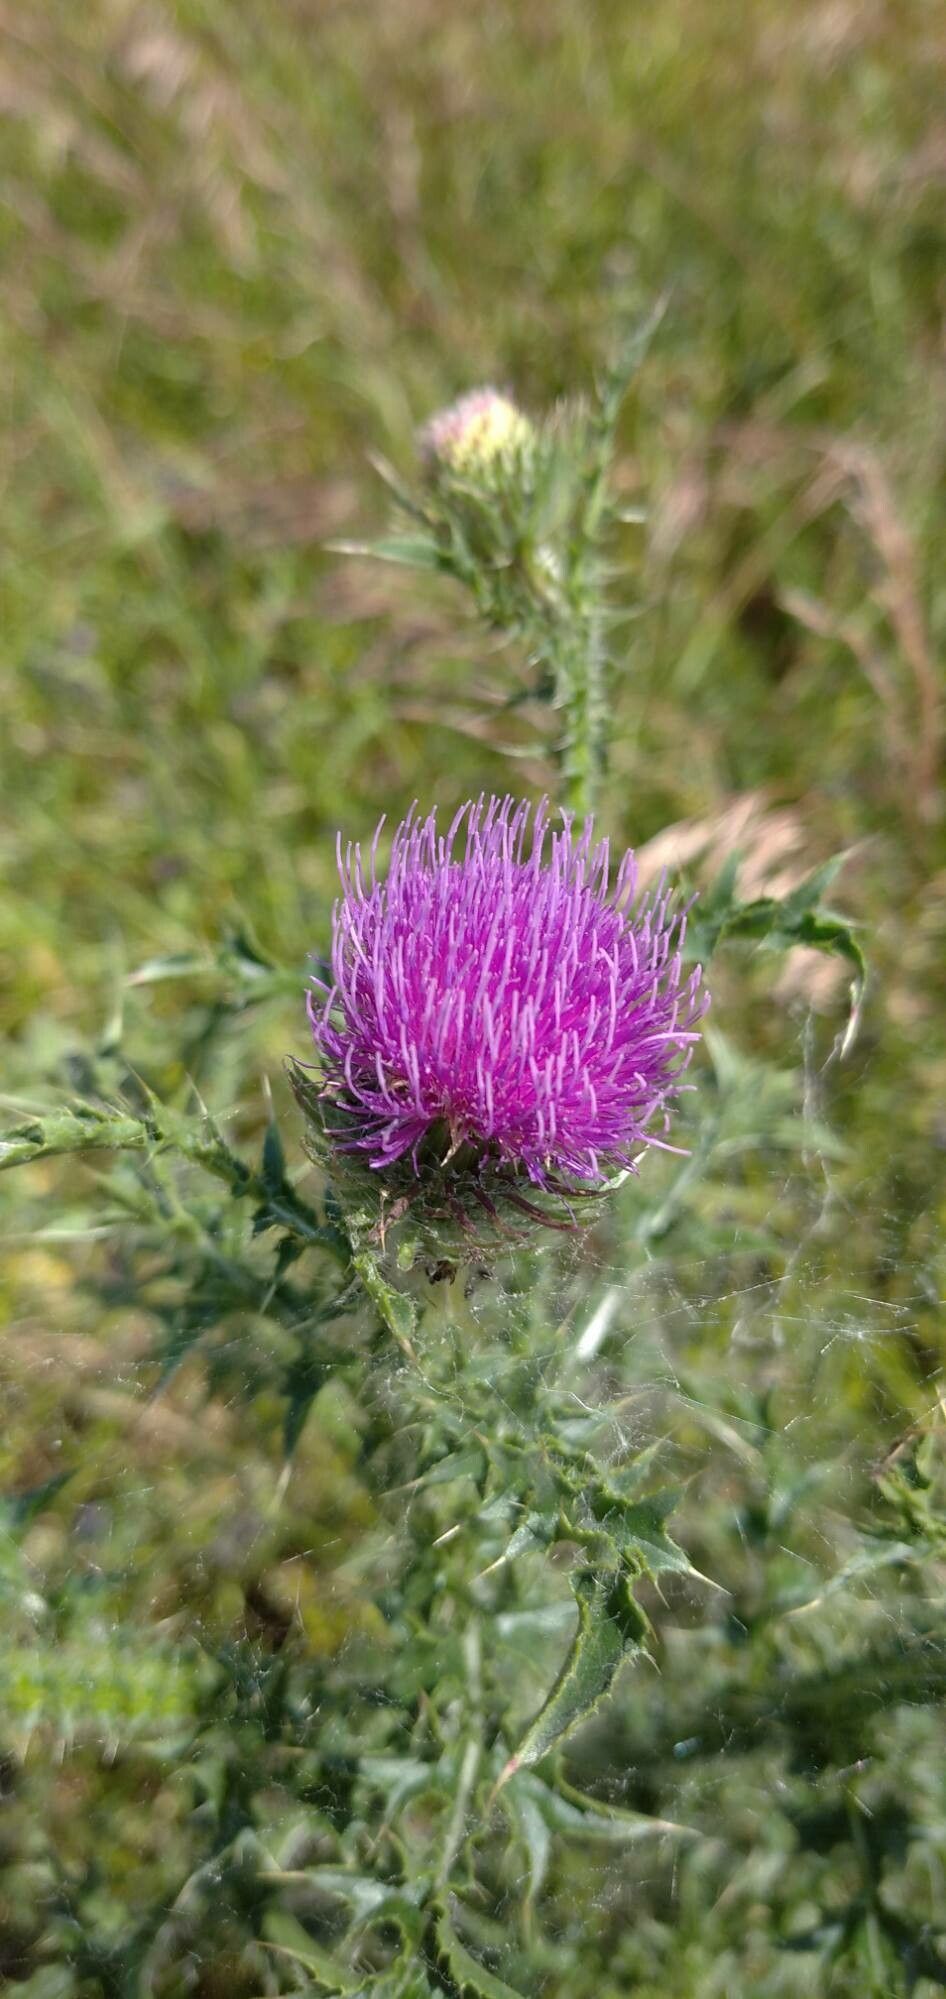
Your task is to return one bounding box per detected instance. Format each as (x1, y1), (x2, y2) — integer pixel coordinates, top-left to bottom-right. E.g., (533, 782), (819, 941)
(499, 1570), (649, 1784)
(689, 854), (867, 1055)
(2, 819), (939, 1999)
(1, 1), (945, 1995)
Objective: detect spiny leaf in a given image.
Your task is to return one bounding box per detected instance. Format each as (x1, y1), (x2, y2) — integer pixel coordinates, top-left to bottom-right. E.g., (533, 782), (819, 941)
(505, 1784), (552, 1917)
(426, 1902), (527, 1999)
(261, 1109), (287, 1193)
(687, 857), (866, 1052)
(777, 854), (849, 918)
(261, 1910), (367, 1993)
(330, 534), (446, 571)
(604, 1492), (721, 1588)
(536, 1774), (701, 1846)
(351, 1247), (418, 1356)
(498, 1569), (648, 1787)
(478, 1511), (552, 1578)
(412, 1448), (488, 1492)
(261, 1868), (417, 1934)
(548, 1452), (708, 1582)
(0, 1105), (151, 1173)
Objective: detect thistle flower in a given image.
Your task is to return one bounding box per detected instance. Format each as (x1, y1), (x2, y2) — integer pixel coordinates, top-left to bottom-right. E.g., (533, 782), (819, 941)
(308, 797), (706, 1196)
(420, 387), (533, 477)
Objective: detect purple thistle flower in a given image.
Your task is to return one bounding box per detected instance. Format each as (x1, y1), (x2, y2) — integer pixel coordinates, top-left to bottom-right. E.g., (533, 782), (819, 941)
(308, 797), (707, 1191)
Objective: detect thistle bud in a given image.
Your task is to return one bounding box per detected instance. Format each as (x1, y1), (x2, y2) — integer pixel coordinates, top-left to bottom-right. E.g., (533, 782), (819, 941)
(420, 387), (534, 480)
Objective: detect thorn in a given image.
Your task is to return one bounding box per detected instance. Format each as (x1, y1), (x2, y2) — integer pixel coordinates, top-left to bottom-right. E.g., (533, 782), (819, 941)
(488, 1755), (520, 1808)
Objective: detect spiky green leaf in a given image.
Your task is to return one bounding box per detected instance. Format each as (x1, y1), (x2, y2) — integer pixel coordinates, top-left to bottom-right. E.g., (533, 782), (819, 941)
(499, 1569), (648, 1785)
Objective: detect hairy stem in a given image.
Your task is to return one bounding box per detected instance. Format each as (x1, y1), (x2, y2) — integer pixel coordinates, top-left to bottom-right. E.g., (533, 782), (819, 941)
(556, 603), (606, 818)
(0, 1103), (348, 1262)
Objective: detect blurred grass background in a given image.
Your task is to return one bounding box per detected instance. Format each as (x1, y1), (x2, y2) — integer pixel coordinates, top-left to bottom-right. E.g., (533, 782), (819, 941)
(1, 0), (945, 1991)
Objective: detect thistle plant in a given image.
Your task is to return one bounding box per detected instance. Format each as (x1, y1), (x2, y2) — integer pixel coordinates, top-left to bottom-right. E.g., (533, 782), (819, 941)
(6, 335), (941, 1999)
(347, 325), (666, 815)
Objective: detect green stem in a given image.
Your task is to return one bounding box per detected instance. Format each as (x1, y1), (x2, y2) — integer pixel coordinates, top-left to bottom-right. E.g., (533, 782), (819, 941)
(0, 1104), (348, 1263)
(558, 603), (606, 818)
(519, 550), (605, 818)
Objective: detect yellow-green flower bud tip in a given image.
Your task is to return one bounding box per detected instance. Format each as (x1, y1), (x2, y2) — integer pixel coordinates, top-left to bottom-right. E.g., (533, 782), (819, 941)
(420, 387), (533, 475)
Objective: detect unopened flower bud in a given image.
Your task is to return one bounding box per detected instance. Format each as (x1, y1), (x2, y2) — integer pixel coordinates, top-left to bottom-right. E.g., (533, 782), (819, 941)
(420, 387), (533, 479)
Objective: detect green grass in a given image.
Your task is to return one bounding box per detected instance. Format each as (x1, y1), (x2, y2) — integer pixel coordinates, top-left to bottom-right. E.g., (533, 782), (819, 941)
(0, 1), (944, 1994)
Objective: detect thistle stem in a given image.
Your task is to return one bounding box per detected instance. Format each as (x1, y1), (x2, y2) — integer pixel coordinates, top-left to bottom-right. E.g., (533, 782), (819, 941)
(0, 1104), (348, 1262)
(557, 603), (606, 818)
(520, 544), (606, 817)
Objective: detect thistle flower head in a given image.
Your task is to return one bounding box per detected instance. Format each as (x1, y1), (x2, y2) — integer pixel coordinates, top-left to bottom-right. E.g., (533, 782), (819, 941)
(420, 387), (533, 477)
(308, 797), (707, 1197)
